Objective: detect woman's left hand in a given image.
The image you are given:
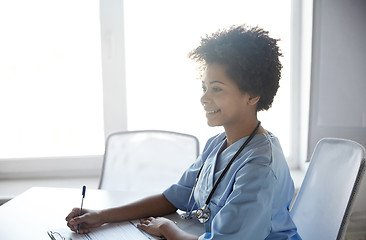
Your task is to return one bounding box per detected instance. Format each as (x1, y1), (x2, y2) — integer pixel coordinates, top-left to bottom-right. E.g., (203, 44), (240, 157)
(137, 217), (175, 238)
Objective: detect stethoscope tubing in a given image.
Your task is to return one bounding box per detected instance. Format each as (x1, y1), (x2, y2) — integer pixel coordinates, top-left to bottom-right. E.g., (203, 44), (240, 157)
(184, 121), (261, 222)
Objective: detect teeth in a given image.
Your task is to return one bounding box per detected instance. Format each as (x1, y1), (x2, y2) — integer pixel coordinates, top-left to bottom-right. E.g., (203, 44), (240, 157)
(207, 109), (220, 114)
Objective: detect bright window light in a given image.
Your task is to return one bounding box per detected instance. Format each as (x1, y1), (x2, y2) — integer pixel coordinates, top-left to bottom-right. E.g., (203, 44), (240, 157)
(0, 0), (104, 158)
(124, 0), (291, 156)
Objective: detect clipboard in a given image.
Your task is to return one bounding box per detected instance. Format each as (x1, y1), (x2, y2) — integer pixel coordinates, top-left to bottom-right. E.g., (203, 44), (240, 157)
(47, 213), (204, 240)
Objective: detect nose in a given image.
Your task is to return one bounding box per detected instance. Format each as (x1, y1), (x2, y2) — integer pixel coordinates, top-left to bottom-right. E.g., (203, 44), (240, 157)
(200, 90), (210, 106)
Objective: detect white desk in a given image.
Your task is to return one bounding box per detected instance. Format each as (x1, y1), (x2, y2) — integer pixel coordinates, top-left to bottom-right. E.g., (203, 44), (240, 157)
(0, 187), (184, 240)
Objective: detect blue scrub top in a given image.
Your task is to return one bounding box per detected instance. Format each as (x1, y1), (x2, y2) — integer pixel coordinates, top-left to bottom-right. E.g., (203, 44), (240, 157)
(163, 132), (302, 240)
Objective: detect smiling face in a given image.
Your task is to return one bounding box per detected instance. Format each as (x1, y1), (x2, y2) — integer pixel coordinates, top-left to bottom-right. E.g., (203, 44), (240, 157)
(201, 63), (259, 129)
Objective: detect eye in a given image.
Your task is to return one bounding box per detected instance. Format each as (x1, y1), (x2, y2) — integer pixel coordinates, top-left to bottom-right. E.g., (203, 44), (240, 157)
(202, 85), (207, 93)
(212, 86), (222, 92)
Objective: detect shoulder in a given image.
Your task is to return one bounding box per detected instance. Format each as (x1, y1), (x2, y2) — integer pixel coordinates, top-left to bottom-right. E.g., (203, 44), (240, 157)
(240, 131), (291, 181)
(244, 132), (281, 165)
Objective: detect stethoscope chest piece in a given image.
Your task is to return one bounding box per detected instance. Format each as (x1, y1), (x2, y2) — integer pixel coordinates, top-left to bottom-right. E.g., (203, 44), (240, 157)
(196, 204), (210, 223)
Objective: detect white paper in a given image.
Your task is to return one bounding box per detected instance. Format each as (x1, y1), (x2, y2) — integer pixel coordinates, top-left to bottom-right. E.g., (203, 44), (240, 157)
(48, 221), (161, 240)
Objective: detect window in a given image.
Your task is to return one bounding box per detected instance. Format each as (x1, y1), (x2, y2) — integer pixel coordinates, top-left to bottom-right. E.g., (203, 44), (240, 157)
(1, 0), (307, 179)
(0, 0), (104, 159)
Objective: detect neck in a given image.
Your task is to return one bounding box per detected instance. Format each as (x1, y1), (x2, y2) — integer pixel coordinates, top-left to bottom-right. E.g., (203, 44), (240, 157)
(224, 119), (260, 147)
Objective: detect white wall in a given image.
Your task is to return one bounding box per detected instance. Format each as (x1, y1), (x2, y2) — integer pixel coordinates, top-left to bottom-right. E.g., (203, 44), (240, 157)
(310, 0), (366, 237)
(309, 0), (366, 158)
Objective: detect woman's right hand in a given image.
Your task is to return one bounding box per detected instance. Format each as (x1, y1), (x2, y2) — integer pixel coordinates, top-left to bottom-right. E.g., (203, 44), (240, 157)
(65, 208), (104, 234)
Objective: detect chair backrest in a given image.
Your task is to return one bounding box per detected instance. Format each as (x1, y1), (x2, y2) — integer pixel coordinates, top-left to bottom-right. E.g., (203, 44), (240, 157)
(290, 138), (365, 240)
(98, 130), (200, 193)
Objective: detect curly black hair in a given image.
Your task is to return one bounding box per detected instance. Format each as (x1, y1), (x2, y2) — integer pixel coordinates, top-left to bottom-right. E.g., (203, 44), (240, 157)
(188, 25), (282, 111)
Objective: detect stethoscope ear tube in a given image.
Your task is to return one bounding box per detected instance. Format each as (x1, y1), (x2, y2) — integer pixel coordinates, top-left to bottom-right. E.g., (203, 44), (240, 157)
(181, 201), (197, 220)
(182, 121), (261, 223)
(183, 178), (199, 219)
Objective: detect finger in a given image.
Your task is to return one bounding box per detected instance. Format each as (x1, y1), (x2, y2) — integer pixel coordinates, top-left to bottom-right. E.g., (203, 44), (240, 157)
(67, 221), (83, 233)
(142, 217), (155, 223)
(67, 221), (76, 232)
(68, 218), (93, 234)
(77, 227), (92, 234)
(139, 219), (150, 225)
(69, 215), (85, 226)
(65, 208), (80, 221)
(137, 223), (147, 230)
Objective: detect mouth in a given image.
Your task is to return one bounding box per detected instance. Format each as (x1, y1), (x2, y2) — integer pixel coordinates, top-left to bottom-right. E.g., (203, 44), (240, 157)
(206, 109), (221, 114)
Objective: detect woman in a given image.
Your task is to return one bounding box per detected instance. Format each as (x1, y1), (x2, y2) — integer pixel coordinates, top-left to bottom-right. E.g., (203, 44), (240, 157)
(66, 25), (301, 240)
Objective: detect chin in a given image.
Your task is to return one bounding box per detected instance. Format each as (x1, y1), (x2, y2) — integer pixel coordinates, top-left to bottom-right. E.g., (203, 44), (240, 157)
(207, 121), (221, 127)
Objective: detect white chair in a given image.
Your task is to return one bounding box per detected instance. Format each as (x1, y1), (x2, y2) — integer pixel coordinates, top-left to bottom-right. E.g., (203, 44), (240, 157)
(290, 138), (366, 240)
(98, 130), (200, 194)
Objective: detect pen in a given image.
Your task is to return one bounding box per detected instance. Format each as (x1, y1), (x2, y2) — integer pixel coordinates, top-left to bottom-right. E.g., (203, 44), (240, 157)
(77, 185), (86, 233)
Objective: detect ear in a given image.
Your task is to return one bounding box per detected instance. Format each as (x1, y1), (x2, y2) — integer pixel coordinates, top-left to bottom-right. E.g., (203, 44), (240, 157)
(248, 95), (260, 106)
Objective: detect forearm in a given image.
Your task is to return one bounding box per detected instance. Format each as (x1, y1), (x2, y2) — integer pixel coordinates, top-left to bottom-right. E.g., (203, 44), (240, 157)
(100, 194), (177, 223)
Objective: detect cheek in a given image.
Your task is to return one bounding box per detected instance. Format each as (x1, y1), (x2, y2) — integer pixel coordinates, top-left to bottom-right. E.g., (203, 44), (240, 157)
(222, 101), (246, 117)
(218, 101), (235, 113)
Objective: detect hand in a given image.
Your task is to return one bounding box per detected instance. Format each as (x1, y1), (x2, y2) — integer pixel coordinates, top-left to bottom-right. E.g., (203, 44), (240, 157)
(65, 208), (104, 234)
(137, 217), (176, 238)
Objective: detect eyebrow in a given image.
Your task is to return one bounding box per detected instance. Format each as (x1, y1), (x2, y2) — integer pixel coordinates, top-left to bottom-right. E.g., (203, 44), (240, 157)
(202, 80), (225, 85)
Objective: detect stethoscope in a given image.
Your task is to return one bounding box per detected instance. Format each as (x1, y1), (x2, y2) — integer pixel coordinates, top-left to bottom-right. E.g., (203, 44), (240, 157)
(181, 121), (261, 223)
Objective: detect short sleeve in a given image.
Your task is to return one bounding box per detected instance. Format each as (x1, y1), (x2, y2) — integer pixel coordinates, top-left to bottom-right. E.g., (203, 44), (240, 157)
(163, 155), (203, 211)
